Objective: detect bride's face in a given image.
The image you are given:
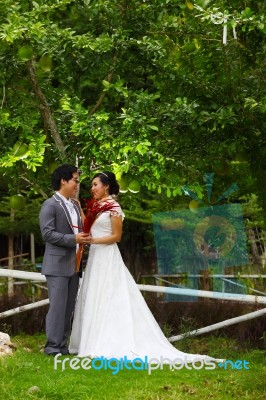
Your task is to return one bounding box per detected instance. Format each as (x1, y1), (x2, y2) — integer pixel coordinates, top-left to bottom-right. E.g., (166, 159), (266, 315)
(91, 177), (109, 200)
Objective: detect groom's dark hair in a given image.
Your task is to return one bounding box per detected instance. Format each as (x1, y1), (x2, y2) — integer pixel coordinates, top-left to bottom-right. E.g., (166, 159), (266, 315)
(52, 164), (78, 190)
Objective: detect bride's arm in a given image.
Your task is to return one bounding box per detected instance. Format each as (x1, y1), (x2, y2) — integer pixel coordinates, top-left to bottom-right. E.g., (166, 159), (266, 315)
(88, 215), (123, 245)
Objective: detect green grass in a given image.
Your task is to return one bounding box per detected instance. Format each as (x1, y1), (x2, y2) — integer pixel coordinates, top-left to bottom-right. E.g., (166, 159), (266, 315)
(0, 333), (265, 399)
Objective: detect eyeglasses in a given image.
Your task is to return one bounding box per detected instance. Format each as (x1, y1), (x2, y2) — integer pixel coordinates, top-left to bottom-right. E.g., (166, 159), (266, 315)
(71, 178), (80, 184)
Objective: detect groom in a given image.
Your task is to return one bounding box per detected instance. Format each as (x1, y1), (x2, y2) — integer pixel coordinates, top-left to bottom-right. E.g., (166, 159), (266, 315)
(39, 164), (90, 356)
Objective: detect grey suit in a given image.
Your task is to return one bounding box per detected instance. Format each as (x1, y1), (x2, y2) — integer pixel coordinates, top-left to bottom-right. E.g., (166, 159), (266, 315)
(39, 193), (82, 355)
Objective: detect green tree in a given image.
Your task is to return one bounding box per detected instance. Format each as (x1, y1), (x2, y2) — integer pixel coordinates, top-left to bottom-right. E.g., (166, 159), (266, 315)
(0, 0), (265, 223)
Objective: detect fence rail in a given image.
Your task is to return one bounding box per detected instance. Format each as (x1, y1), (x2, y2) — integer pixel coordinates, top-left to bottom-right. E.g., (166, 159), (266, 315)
(1, 268), (266, 304)
(0, 268), (265, 340)
(138, 284), (266, 304)
(142, 274), (266, 278)
(0, 268), (46, 282)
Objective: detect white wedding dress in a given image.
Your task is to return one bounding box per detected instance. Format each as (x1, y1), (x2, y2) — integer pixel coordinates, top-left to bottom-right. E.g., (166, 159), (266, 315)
(69, 204), (220, 363)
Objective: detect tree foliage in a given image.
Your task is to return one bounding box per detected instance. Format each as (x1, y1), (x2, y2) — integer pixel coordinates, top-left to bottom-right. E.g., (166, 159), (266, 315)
(0, 0), (265, 225)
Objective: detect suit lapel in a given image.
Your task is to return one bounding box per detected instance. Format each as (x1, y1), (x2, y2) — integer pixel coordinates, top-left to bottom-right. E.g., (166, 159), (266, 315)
(53, 193), (75, 233)
(72, 202), (83, 232)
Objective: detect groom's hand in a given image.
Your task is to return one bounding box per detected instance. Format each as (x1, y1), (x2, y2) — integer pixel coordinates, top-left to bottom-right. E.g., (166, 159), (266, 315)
(76, 232), (90, 244)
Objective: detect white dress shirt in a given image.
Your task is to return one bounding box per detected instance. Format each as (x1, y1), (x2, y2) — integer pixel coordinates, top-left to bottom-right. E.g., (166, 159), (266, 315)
(56, 192), (79, 237)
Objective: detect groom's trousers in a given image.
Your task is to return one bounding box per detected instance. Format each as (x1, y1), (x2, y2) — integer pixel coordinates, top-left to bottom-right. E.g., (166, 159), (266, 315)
(44, 274), (79, 355)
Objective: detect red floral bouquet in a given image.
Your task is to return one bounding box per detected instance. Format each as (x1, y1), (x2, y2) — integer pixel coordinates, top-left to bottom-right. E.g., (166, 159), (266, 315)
(75, 198), (119, 271)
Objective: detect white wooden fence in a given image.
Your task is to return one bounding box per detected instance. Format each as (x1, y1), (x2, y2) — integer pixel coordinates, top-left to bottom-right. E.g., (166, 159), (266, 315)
(0, 268), (265, 341)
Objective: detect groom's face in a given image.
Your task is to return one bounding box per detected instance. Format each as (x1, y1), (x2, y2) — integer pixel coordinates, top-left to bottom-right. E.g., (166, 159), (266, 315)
(60, 172), (80, 199)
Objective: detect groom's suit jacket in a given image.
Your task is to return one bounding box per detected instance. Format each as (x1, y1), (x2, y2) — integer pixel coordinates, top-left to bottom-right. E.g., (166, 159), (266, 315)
(39, 193), (83, 277)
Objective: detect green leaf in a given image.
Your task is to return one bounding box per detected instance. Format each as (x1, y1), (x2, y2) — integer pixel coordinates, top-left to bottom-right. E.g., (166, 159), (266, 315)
(147, 125), (159, 131)
(102, 80), (111, 88)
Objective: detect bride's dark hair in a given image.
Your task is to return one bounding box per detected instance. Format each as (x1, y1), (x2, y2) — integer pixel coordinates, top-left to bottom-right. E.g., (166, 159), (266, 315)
(93, 171), (120, 196)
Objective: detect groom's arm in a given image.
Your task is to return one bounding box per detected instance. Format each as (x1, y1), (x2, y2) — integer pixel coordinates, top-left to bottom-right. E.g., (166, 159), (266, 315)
(39, 200), (77, 248)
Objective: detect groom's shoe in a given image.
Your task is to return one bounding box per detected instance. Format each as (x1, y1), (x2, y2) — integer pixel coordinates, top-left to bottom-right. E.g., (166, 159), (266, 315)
(60, 347), (69, 355)
(44, 346), (61, 356)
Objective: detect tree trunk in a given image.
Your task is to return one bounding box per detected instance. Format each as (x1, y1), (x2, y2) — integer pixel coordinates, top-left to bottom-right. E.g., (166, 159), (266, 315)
(27, 60), (66, 162)
(7, 210), (15, 298)
(248, 228), (261, 265)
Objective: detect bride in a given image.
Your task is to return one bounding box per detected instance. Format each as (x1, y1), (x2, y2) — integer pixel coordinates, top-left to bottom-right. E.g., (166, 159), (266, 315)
(69, 171), (221, 364)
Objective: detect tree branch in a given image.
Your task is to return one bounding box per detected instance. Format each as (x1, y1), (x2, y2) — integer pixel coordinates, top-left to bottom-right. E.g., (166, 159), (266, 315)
(27, 60), (66, 162)
(88, 53), (118, 116)
(21, 176), (48, 199)
(88, 72), (113, 117)
(1, 82), (5, 110)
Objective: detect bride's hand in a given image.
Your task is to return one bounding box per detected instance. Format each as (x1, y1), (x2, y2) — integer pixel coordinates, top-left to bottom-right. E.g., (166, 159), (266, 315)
(88, 235), (94, 244)
(76, 232), (91, 244)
